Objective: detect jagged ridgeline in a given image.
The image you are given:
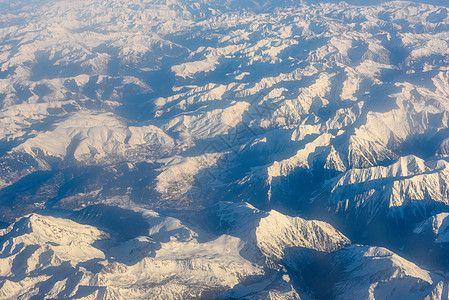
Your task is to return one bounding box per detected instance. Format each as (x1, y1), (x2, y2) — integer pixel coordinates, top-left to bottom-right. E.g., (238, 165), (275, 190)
(1, 0), (449, 298)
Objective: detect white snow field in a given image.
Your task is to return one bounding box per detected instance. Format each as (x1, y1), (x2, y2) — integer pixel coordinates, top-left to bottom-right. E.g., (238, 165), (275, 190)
(1, 0), (449, 298)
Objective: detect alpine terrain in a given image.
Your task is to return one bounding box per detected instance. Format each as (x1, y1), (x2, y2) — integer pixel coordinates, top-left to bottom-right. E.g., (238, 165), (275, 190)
(1, 0), (449, 298)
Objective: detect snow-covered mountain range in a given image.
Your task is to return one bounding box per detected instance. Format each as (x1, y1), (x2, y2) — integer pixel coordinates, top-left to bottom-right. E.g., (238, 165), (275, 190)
(2, 0), (449, 298)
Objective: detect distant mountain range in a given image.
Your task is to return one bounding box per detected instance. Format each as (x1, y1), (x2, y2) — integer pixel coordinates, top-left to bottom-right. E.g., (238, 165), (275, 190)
(2, 0), (449, 298)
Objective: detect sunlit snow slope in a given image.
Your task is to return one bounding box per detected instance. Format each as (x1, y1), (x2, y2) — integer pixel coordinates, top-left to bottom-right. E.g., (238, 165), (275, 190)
(2, 0), (449, 298)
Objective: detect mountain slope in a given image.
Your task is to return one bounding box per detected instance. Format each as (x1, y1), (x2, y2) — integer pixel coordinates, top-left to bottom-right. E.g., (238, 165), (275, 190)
(2, 0), (449, 298)
(0, 202), (350, 299)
